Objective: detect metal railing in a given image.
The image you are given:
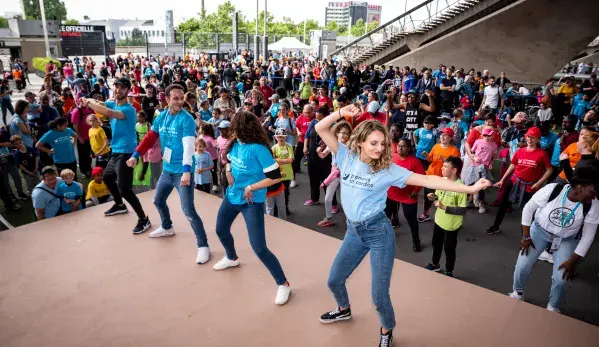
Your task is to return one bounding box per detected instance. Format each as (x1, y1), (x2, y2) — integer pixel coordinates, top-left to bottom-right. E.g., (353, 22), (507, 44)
(330, 0), (482, 62)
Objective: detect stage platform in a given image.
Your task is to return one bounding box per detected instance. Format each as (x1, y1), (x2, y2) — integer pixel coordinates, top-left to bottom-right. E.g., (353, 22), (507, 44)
(1, 191), (598, 347)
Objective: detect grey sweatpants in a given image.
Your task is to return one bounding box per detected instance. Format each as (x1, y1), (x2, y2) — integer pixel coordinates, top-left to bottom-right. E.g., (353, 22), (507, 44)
(266, 192), (287, 221)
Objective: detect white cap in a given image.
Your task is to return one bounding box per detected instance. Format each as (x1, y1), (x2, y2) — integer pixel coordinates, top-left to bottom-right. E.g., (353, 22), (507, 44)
(367, 101), (380, 114)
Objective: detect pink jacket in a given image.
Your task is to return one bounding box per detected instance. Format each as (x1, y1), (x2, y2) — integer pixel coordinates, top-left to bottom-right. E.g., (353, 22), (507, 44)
(143, 138), (162, 163)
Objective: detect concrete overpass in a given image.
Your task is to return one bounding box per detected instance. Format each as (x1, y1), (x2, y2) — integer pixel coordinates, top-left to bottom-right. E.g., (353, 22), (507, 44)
(387, 0), (599, 83)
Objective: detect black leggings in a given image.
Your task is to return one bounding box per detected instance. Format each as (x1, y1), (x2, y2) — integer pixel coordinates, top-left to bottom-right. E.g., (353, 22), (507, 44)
(195, 184), (211, 193)
(432, 223), (459, 272)
(103, 153), (146, 219)
(491, 178), (533, 228)
(292, 143), (304, 173)
(211, 159), (218, 187)
(385, 199), (420, 245)
(308, 155), (337, 206)
(423, 187), (435, 215)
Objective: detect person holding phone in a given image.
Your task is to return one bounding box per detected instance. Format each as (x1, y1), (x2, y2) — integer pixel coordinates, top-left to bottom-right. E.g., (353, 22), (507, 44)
(314, 104), (491, 346)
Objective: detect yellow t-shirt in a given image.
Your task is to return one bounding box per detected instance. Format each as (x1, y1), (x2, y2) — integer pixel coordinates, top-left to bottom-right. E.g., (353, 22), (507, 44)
(86, 180), (110, 200)
(434, 178), (468, 231)
(88, 126), (110, 155)
(272, 143), (294, 181)
(557, 84), (575, 103)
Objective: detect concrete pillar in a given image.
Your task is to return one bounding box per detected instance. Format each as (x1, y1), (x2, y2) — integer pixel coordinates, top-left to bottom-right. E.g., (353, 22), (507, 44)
(254, 35), (260, 61)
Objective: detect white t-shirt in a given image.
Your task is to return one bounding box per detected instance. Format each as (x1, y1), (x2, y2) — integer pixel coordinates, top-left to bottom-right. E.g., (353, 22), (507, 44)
(483, 85), (503, 109)
(518, 87), (531, 96)
(523, 183), (599, 256)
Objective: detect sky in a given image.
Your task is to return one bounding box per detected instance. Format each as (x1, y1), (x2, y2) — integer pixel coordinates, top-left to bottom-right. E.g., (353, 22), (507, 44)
(3, 0), (428, 26)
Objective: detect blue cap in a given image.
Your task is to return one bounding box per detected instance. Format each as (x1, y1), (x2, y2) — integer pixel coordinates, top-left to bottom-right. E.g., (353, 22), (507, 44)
(218, 120), (231, 129)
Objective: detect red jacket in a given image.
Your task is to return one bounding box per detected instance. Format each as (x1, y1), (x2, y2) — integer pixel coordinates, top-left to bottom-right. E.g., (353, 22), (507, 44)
(387, 154), (424, 203)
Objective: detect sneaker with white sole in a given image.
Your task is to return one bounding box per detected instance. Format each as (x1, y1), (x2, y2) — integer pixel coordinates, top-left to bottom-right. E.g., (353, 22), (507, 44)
(290, 180), (297, 188)
(149, 226), (175, 238)
(275, 284), (291, 305)
(319, 307), (352, 323)
(546, 304), (561, 313)
(508, 291), (523, 301)
(473, 198), (480, 208)
(478, 204), (487, 214)
(538, 250), (554, 264)
(212, 256), (240, 270)
(196, 247), (211, 264)
(212, 185), (219, 193)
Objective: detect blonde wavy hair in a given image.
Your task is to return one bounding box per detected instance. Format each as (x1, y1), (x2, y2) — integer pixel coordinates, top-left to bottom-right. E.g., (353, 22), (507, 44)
(346, 120), (392, 173)
(580, 128), (599, 160)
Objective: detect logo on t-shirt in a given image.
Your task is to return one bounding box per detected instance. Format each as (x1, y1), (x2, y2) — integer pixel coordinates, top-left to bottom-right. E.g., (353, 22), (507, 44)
(343, 174), (374, 190)
(548, 208), (575, 228)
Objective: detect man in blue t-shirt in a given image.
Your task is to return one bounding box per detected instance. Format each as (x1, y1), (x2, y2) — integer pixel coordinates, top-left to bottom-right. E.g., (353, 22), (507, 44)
(32, 166), (63, 220)
(82, 77), (150, 234)
(128, 84), (210, 264)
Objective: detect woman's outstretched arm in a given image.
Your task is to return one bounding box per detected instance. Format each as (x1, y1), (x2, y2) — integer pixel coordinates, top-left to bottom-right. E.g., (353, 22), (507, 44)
(407, 173), (491, 195)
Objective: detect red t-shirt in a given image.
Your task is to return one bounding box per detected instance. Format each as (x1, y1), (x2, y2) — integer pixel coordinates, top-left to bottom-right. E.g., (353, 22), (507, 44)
(387, 154), (424, 204)
(356, 111), (387, 126)
(511, 147), (550, 192)
(133, 69), (142, 83)
(295, 113), (313, 143)
(70, 107), (94, 141)
(259, 85), (274, 108)
(317, 95), (333, 109)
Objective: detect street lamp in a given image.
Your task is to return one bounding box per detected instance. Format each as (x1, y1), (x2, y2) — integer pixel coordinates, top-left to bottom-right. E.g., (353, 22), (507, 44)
(39, 0), (51, 57)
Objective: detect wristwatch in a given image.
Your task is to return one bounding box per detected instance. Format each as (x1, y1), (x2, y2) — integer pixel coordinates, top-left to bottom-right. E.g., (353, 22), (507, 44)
(522, 236), (532, 241)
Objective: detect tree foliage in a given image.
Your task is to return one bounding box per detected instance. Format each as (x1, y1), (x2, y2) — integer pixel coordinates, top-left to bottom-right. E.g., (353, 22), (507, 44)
(23, 0), (67, 20)
(63, 18), (79, 25)
(0, 16), (8, 28)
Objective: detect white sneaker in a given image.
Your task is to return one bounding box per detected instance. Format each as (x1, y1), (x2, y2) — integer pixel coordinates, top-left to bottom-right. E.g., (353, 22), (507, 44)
(473, 198), (481, 208)
(212, 185), (219, 193)
(538, 250), (554, 264)
(508, 291), (523, 301)
(196, 247), (211, 264)
(212, 256), (240, 270)
(290, 180), (297, 188)
(478, 204), (487, 214)
(149, 226), (175, 238)
(275, 284), (291, 305)
(546, 304), (561, 313)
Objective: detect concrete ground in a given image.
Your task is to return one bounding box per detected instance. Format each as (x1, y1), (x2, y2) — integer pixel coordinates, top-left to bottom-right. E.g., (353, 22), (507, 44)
(1, 65), (598, 326)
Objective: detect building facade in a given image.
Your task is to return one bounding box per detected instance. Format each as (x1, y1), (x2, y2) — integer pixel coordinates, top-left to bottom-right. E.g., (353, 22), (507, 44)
(325, 1), (382, 26)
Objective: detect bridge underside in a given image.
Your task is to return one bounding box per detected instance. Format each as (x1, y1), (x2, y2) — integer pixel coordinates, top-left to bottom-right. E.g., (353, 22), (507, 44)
(387, 0), (599, 83)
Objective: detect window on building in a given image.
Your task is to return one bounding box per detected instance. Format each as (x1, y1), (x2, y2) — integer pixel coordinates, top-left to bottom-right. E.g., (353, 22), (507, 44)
(161, 30), (165, 37)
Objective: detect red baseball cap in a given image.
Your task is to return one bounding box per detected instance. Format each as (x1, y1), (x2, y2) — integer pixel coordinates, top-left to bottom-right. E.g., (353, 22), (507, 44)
(525, 127), (541, 139)
(440, 127), (455, 138)
(91, 167), (104, 176)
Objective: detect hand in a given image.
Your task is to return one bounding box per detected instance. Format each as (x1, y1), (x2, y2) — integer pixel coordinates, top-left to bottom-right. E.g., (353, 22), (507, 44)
(427, 193), (436, 201)
(243, 185), (253, 204)
(519, 238), (535, 256)
(531, 182), (542, 191)
(49, 149), (55, 155)
(493, 179), (504, 188)
(78, 98), (89, 108)
(421, 151), (428, 158)
(340, 104), (361, 118)
(78, 138), (85, 144)
(180, 172), (191, 186)
(126, 157), (137, 168)
(90, 153), (95, 159)
(471, 178), (492, 193)
(64, 198), (73, 204)
(559, 152), (569, 161)
(488, 163), (493, 170)
(433, 200), (445, 209)
(226, 171), (235, 186)
(558, 257), (578, 281)
(195, 168), (202, 174)
(303, 148), (308, 156)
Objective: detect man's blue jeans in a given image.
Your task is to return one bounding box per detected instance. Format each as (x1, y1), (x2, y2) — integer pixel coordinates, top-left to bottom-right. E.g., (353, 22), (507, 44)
(327, 212), (396, 330)
(153, 171), (208, 248)
(215, 196), (287, 285)
(513, 221), (578, 309)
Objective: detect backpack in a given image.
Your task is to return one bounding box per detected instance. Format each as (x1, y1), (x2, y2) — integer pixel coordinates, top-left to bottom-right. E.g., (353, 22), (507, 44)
(449, 120), (465, 147)
(534, 183), (592, 239)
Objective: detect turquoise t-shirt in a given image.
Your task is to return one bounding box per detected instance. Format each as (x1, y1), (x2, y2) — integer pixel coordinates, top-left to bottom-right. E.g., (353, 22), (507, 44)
(414, 128), (437, 160)
(151, 108), (197, 174)
(57, 181), (83, 212)
(540, 131), (558, 152)
(226, 141), (279, 205)
(106, 100), (138, 153)
(336, 142), (412, 221)
(199, 109), (212, 122)
(39, 128), (76, 164)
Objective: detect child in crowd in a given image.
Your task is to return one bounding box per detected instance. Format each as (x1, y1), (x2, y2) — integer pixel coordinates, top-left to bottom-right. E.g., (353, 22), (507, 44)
(208, 107), (223, 138)
(194, 138), (213, 193)
(572, 94), (591, 128)
(332, 90), (341, 111)
(198, 123), (218, 193)
(215, 120), (231, 190)
(463, 127), (498, 213)
(85, 166), (113, 208)
(87, 114), (110, 169)
(419, 128), (461, 222)
(413, 115), (438, 170)
(11, 135), (40, 195)
(57, 169), (83, 213)
(499, 99), (514, 128)
(447, 109), (468, 150)
(424, 156), (468, 277)
(199, 100), (212, 123)
(272, 128), (295, 217)
(292, 91), (302, 109)
(459, 95), (473, 124)
(135, 111), (151, 181)
(24, 92), (41, 123)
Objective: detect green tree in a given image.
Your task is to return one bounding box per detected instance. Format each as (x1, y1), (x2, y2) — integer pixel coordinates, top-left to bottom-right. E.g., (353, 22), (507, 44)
(0, 16), (8, 28)
(63, 18), (79, 25)
(23, 0), (67, 20)
(324, 21), (339, 33)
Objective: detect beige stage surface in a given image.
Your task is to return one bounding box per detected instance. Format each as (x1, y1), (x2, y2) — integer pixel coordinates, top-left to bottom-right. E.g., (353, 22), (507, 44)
(1, 191), (598, 347)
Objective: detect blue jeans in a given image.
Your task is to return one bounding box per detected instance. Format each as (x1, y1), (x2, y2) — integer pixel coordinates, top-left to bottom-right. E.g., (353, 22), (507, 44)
(327, 212), (396, 330)
(153, 172), (208, 248)
(513, 222), (579, 309)
(215, 196), (287, 285)
(1, 100), (14, 126)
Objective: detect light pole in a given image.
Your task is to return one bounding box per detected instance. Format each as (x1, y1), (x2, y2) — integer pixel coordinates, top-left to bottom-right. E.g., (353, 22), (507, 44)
(254, 0), (260, 61)
(262, 0), (268, 59)
(39, 0), (51, 57)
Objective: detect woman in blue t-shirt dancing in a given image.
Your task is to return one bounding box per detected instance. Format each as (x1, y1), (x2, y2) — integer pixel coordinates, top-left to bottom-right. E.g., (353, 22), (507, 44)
(212, 110), (291, 306)
(315, 104), (491, 346)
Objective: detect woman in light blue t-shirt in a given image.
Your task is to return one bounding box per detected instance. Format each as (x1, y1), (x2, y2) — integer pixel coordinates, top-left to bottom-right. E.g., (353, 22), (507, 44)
(212, 110), (291, 307)
(314, 104), (491, 346)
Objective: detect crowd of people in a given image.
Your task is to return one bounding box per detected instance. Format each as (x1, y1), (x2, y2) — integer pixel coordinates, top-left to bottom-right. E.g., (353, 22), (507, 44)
(1, 51), (599, 346)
